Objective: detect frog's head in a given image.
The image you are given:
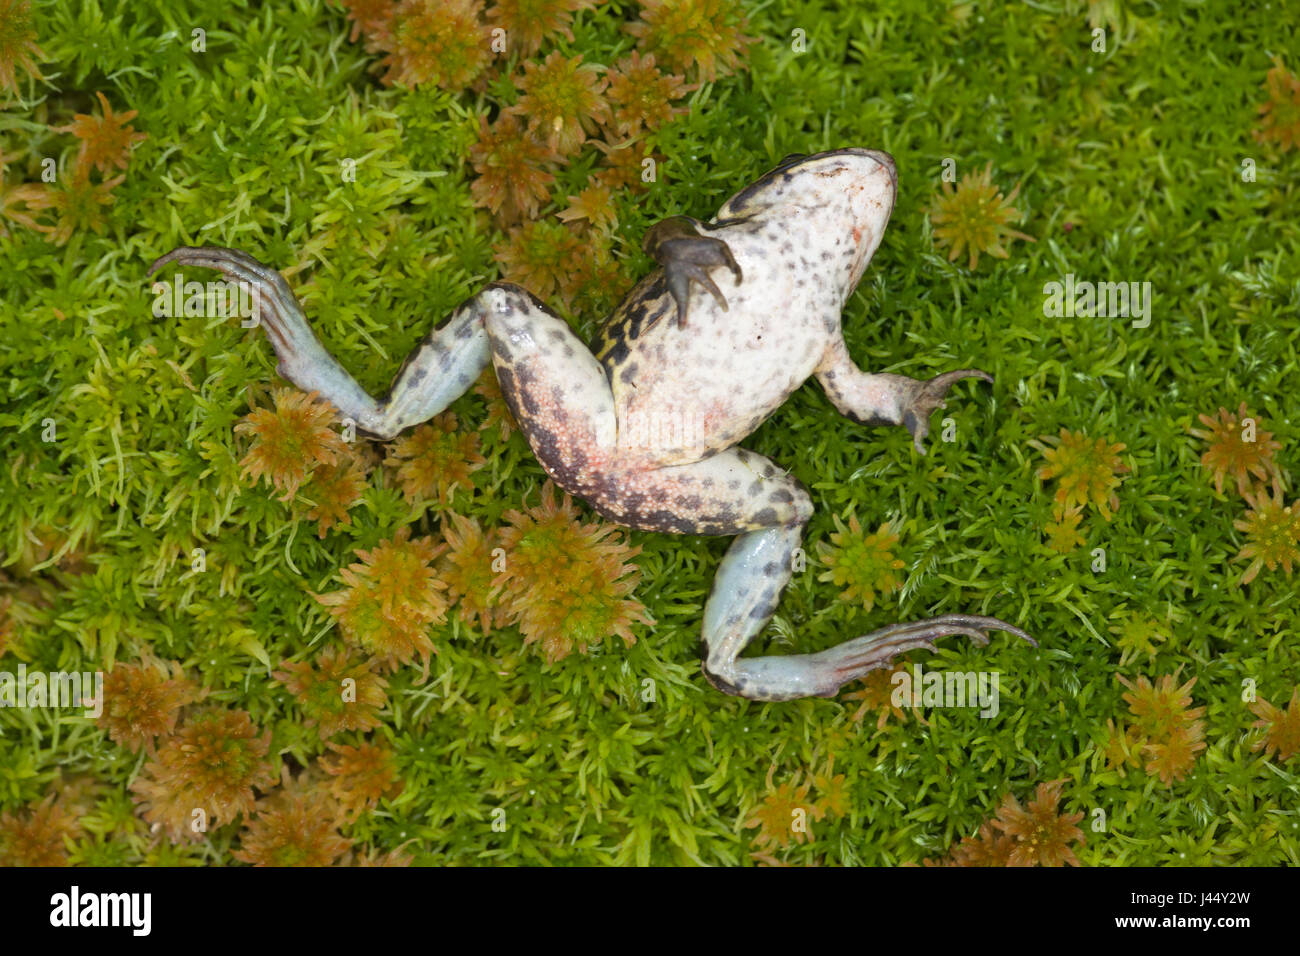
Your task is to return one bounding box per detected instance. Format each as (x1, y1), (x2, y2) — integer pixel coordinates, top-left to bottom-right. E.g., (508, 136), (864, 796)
(715, 148), (896, 294)
(829, 148), (897, 289)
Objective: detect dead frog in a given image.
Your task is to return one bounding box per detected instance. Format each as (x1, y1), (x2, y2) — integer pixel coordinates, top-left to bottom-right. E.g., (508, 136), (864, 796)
(151, 147), (1034, 702)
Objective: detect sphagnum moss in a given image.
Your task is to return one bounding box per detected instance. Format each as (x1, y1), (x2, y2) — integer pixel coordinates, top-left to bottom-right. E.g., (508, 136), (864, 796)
(0, 0), (1298, 868)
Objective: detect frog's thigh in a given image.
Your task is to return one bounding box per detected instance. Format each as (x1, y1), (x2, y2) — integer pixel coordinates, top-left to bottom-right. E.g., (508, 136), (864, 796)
(485, 298), (617, 493)
(584, 447), (812, 535)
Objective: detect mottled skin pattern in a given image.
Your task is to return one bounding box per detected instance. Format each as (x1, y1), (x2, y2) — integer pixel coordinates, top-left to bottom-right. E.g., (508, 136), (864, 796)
(151, 148), (1034, 702)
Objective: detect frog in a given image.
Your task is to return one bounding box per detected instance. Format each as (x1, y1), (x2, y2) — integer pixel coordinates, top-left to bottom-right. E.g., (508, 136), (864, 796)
(150, 147), (1034, 702)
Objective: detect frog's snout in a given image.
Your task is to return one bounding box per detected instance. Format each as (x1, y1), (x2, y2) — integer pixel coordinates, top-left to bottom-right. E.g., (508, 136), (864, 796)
(861, 149), (896, 188)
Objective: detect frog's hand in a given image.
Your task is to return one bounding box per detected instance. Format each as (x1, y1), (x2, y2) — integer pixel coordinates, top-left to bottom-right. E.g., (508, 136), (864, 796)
(148, 246), (491, 439)
(642, 216), (742, 328)
(815, 336), (994, 455)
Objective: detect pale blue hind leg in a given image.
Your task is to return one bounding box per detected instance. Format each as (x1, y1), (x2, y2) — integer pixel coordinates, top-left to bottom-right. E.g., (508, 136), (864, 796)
(149, 246), (497, 439)
(559, 443), (1036, 702)
(702, 522), (1036, 701)
(703, 521), (1034, 700)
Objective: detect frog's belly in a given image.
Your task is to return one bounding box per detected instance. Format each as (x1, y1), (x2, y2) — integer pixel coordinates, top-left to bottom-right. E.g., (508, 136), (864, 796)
(609, 229), (835, 465)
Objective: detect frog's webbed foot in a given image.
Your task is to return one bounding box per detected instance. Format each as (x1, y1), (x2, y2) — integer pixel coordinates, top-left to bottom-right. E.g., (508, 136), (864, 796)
(899, 369), (994, 455)
(642, 215), (742, 328)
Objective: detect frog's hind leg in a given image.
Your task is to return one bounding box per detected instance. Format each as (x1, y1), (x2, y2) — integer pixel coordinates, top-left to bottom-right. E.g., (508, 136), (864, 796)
(149, 247), (496, 439)
(576, 445), (1033, 701)
(610, 447), (1031, 701)
(482, 286), (619, 490)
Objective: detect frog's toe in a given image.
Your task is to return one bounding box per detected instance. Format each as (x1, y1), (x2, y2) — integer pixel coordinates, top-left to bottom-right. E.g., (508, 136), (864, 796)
(902, 369), (994, 455)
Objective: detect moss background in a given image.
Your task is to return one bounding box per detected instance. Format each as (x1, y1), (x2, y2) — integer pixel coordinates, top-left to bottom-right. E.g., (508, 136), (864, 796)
(1, 0), (1298, 865)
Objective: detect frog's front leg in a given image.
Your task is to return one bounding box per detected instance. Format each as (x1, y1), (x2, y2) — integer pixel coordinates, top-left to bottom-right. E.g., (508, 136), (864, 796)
(815, 335), (994, 454)
(643, 216), (743, 328)
(149, 247), (495, 439)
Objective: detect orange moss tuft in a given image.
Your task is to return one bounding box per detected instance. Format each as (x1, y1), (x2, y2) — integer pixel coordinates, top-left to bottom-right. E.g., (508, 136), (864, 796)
(315, 527), (449, 672)
(469, 114), (558, 225)
(379, 0), (491, 90)
(1115, 672), (1207, 785)
(625, 0), (754, 82)
(98, 655), (200, 753)
(0, 795), (79, 866)
(302, 455), (370, 536)
(947, 819), (1017, 867)
(0, 0), (44, 95)
(486, 0), (597, 57)
(1254, 56), (1300, 153)
(989, 781), (1085, 867)
(1249, 687), (1300, 762)
(844, 663), (913, 730)
(233, 774), (351, 867)
(339, 0), (397, 46)
(130, 708), (275, 841)
(495, 481), (651, 662)
(384, 411), (485, 504)
(236, 388), (348, 501)
(592, 139), (658, 192)
(556, 183), (619, 234)
(274, 645), (389, 738)
(321, 741), (404, 820)
(55, 91), (148, 174)
(604, 51), (693, 137)
(743, 773), (823, 851)
(494, 218), (584, 302)
(439, 511), (503, 635)
(1189, 402), (1282, 498)
(507, 51), (610, 158)
(0, 149), (48, 239)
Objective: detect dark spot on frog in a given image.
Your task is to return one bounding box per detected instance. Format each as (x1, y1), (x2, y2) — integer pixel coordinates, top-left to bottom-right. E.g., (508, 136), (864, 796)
(753, 506), (778, 526)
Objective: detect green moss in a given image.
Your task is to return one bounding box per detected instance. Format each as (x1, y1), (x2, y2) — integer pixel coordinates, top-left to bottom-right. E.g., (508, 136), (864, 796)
(1, 0), (1298, 866)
